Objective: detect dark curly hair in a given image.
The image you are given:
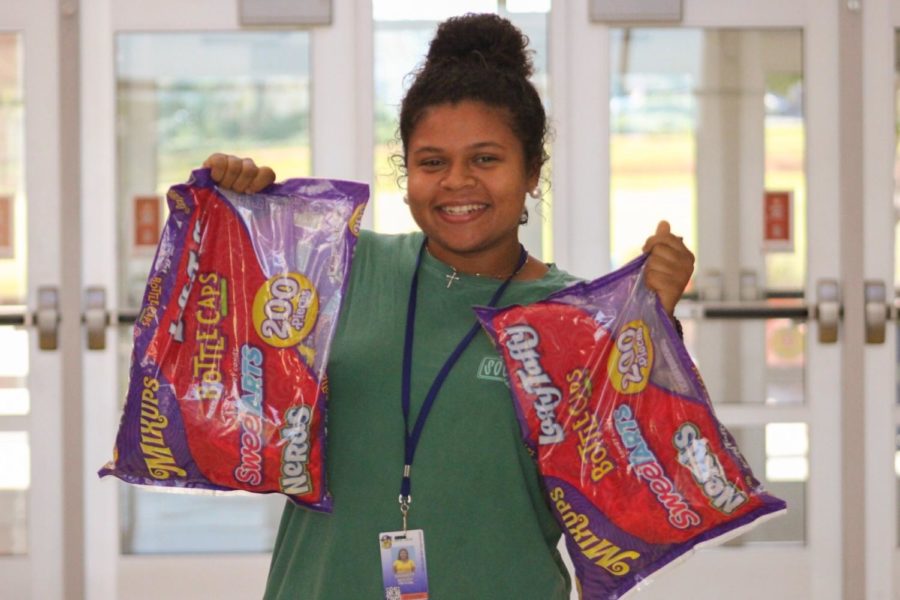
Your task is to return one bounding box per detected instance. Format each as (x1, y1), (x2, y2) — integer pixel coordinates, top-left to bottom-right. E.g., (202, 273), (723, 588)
(398, 13), (549, 178)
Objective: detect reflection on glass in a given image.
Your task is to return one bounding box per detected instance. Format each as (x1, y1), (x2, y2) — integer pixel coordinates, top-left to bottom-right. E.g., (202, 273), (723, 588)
(681, 319), (804, 405)
(0, 431), (29, 555)
(0, 34), (24, 304)
(723, 425), (805, 545)
(115, 33), (311, 554)
(609, 29), (806, 294)
(372, 4), (551, 260)
(116, 32), (311, 309)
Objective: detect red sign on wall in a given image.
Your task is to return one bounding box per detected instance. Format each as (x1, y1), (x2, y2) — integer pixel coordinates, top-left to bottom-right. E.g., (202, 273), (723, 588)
(134, 195), (161, 251)
(0, 195), (13, 258)
(763, 190), (793, 252)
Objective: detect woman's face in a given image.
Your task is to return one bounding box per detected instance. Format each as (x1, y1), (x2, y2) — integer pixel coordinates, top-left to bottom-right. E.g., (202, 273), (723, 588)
(405, 100), (538, 269)
(398, 549), (409, 560)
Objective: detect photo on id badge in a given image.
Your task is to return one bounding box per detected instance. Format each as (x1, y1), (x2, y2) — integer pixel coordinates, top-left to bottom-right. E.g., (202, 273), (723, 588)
(379, 529), (429, 600)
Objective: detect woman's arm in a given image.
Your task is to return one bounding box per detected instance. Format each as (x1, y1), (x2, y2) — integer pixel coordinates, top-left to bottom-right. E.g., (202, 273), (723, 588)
(641, 220), (695, 318)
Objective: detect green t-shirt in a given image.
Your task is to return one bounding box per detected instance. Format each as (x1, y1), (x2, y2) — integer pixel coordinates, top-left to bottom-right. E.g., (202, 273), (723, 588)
(264, 231), (578, 599)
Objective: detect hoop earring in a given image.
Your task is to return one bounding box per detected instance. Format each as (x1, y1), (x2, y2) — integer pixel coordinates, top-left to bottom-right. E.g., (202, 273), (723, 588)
(519, 207), (529, 225)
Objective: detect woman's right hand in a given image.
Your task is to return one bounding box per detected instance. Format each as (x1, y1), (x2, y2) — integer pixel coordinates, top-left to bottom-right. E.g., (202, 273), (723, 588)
(202, 153), (276, 194)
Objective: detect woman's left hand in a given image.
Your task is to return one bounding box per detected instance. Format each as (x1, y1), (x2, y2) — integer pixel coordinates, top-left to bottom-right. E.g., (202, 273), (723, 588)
(642, 220), (695, 318)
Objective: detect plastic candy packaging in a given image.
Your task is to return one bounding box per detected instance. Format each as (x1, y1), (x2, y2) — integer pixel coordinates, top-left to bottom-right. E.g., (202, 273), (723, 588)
(99, 169), (368, 512)
(475, 255), (786, 599)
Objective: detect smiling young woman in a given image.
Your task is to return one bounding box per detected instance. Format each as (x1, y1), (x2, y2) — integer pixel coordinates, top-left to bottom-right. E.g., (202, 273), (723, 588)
(203, 13), (694, 600)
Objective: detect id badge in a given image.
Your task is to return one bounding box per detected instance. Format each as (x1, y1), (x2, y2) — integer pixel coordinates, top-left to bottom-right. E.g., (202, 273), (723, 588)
(378, 529), (429, 600)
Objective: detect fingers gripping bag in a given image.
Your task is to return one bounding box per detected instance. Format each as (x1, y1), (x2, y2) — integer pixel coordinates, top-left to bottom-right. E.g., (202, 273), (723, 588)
(99, 168), (368, 511)
(475, 254), (786, 599)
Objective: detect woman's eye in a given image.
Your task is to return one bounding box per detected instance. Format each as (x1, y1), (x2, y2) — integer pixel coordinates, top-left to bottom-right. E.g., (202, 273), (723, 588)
(419, 158), (443, 168)
(474, 155), (499, 165)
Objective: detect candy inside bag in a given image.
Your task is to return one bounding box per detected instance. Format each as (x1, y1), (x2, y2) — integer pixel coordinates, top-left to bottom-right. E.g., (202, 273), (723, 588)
(475, 255), (786, 599)
(99, 169), (368, 512)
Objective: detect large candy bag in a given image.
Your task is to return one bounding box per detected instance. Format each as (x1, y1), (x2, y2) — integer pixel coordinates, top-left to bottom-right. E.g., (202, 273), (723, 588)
(475, 255), (786, 599)
(99, 169), (367, 511)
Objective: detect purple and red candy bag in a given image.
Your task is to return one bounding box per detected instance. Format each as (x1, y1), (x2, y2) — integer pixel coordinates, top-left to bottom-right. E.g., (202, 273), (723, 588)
(475, 255), (786, 599)
(99, 169), (368, 511)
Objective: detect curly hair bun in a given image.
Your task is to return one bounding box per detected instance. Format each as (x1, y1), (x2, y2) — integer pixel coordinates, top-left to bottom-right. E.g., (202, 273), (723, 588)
(425, 13), (533, 79)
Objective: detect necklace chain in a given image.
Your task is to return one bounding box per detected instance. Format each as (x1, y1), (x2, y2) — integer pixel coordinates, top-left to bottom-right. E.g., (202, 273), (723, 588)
(424, 244), (528, 288)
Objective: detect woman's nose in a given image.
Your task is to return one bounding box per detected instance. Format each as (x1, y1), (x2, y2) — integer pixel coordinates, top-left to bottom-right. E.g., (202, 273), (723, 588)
(440, 162), (476, 190)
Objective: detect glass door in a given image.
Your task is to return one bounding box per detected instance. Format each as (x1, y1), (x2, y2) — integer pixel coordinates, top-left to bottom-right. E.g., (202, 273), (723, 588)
(548, 2), (848, 598)
(82, 2), (315, 599)
(0, 1), (67, 599)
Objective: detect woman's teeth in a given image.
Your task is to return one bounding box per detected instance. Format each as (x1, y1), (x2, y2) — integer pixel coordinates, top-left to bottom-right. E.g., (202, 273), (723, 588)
(441, 204), (486, 215)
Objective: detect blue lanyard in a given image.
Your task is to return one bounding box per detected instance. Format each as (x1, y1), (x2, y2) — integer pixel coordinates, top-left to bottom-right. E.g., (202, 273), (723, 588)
(398, 239), (527, 529)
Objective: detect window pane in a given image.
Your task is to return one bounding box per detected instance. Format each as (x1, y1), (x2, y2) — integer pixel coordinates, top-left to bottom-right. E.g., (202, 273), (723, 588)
(0, 388), (29, 416)
(0, 33), (24, 304)
(0, 35), (27, 557)
(115, 33), (311, 554)
(681, 318), (805, 405)
(610, 29), (806, 294)
(116, 32), (311, 309)
(0, 327), (28, 378)
(721, 425), (805, 545)
(0, 431), (28, 555)
(764, 68), (806, 290)
(120, 487), (284, 554)
(372, 20), (434, 235)
(610, 29), (698, 269)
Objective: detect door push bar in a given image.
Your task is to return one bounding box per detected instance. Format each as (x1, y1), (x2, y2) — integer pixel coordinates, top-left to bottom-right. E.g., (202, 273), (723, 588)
(8, 277), (863, 350)
(0, 287), (60, 351)
(675, 278), (841, 345)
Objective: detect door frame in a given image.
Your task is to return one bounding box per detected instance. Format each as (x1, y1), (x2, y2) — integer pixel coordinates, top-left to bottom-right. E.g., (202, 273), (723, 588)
(863, 1), (899, 598)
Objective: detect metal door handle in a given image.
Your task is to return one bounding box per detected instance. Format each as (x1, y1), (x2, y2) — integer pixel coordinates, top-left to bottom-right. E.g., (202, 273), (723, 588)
(863, 280), (887, 344)
(815, 279), (840, 344)
(35, 286), (60, 350)
(84, 286), (108, 350)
